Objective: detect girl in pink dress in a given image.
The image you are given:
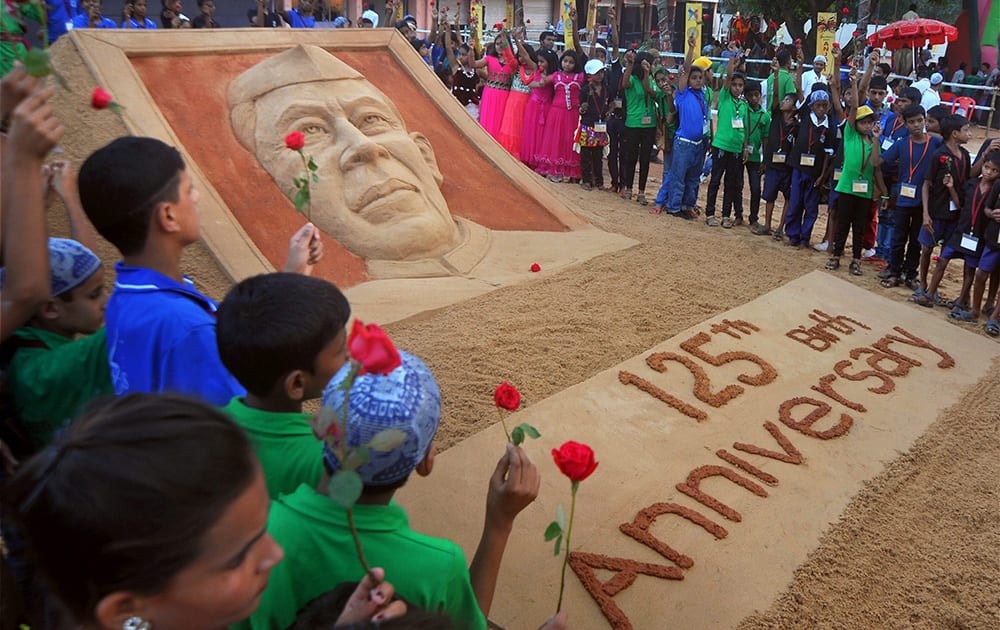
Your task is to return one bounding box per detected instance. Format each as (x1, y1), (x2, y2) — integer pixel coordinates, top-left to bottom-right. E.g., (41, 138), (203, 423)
(536, 50), (584, 182)
(519, 48), (558, 168)
(471, 31), (518, 141)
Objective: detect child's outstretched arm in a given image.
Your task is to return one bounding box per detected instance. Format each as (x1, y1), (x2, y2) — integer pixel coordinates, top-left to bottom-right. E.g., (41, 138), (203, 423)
(859, 49), (878, 101)
(284, 223), (323, 276)
(678, 30), (697, 93)
(1, 84), (62, 343)
(847, 71), (859, 126)
(607, 7), (619, 61)
(444, 25), (459, 74)
(47, 160), (98, 253)
(770, 58), (780, 111)
(794, 46), (805, 104)
(469, 443), (540, 618)
(829, 46), (844, 120)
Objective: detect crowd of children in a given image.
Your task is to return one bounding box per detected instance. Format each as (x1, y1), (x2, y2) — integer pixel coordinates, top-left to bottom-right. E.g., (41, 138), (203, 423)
(0, 66), (567, 629)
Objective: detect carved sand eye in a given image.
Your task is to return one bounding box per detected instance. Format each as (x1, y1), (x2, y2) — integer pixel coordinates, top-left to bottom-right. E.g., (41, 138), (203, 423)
(302, 123), (326, 135)
(357, 113), (392, 133)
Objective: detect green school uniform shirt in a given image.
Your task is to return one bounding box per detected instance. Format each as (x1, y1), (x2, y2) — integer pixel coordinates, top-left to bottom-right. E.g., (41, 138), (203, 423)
(712, 88), (749, 153)
(222, 397), (324, 499)
(235, 485), (486, 630)
(775, 68), (796, 103)
(6, 326), (113, 449)
(625, 74), (657, 128)
(835, 122), (877, 199)
(744, 106), (771, 163)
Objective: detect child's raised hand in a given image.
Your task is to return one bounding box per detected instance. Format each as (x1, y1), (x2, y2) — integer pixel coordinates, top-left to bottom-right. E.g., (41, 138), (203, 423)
(1, 63), (40, 126)
(334, 567), (408, 627)
(485, 443), (540, 530)
(47, 160), (78, 203)
(284, 222), (323, 275)
(869, 49), (880, 65)
(6, 87), (63, 160)
(943, 173), (953, 189)
(688, 31), (697, 48)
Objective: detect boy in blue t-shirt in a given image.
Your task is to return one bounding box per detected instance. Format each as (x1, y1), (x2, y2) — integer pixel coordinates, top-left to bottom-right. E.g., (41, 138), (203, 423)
(77, 137), (320, 406)
(72, 0), (117, 28)
(873, 104), (941, 288)
(664, 31), (710, 220)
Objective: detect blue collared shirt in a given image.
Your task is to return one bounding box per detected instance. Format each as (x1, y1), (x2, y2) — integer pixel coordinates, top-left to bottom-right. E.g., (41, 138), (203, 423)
(674, 86), (709, 142)
(105, 264), (244, 406)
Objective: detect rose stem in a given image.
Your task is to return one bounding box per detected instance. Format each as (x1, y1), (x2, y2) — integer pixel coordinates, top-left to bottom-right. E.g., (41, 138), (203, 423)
(556, 480), (579, 613)
(347, 508), (378, 583)
(495, 407), (511, 442)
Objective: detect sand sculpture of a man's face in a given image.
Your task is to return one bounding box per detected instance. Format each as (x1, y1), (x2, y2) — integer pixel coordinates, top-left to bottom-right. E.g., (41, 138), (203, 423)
(229, 45), (461, 261)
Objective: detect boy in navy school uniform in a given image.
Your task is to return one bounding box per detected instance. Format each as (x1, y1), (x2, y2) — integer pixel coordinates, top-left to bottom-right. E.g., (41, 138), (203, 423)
(914, 115), (973, 304)
(872, 104), (941, 289)
(753, 59), (798, 237)
(77, 137), (321, 406)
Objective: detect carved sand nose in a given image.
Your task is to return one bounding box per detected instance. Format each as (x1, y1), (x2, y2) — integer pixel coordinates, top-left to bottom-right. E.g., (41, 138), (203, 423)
(340, 131), (391, 171)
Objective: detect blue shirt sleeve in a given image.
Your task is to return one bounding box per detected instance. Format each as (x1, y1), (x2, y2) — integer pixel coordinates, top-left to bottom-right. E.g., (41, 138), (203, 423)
(161, 323), (245, 406)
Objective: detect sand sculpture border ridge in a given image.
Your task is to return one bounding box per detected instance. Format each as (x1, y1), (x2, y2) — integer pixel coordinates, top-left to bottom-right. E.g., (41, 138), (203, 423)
(62, 29), (636, 323)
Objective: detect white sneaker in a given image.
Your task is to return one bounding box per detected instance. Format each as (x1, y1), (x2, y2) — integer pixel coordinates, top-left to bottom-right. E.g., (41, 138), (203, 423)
(812, 241), (829, 252)
(862, 248), (876, 259)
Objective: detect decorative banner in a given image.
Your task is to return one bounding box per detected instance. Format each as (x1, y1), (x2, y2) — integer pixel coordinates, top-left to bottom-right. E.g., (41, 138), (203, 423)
(816, 12), (837, 73)
(471, 1), (483, 54)
(685, 2), (701, 56)
(394, 0), (404, 23)
(561, 0), (574, 51)
(506, 0), (514, 29)
(586, 0), (598, 42)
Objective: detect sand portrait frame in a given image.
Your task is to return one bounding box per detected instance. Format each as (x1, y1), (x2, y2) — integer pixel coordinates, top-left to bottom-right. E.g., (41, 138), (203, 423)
(64, 29), (635, 323)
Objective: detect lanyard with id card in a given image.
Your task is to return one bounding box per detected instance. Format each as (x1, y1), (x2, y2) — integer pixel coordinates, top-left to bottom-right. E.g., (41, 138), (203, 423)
(959, 185), (989, 254)
(773, 152), (787, 164)
(901, 138), (930, 200)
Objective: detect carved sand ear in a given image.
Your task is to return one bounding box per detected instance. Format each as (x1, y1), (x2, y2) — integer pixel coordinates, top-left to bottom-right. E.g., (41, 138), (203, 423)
(410, 132), (443, 186)
(230, 101), (257, 153)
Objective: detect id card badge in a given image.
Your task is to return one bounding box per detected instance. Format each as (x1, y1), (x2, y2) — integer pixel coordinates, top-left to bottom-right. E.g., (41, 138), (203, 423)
(800, 154), (816, 167)
(732, 117), (744, 129)
(772, 152), (787, 164)
(594, 122), (607, 133)
(703, 119), (711, 135)
(66, 20), (74, 31)
(900, 183), (917, 198)
(614, 99), (623, 109)
(852, 179), (869, 194)
(641, 115), (652, 125)
(881, 137), (894, 151)
(949, 200), (959, 212)
(833, 168), (842, 182)
(960, 233), (980, 252)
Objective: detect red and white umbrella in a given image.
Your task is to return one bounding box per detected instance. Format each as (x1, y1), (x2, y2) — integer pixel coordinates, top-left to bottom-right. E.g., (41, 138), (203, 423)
(867, 18), (958, 50)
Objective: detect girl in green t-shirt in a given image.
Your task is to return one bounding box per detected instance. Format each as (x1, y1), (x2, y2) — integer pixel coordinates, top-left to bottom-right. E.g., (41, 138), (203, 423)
(620, 51), (658, 205)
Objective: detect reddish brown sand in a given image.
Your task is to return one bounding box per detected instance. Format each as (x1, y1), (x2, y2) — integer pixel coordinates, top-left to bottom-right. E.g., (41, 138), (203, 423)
(48, 39), (999, 628)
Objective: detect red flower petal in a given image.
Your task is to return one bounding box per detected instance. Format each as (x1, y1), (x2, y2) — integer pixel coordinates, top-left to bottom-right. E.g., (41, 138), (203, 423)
(530, 262), (541, 272)
(284, 131), (305, 151)
(493, 381), (521, 411)
(91, 87), (113, 110)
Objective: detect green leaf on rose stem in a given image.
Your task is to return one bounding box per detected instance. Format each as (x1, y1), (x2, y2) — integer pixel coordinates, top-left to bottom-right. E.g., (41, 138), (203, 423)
(318, 405), (338, 432)
(343, 445), (369, 471)
(368, 428), (408, 451)
(311, 173), (319, 183)
(556, 503), (566, 530)
(553, 533), (563, 556)
(326, 469), (363, 509)
(517, 422), (541, 439)
(544, 520), (562, 541)
(511, 425), (524, 446)
(307, 156), (318, 171)
(293, 185), (310, 214)
(21, 48), (52, 78)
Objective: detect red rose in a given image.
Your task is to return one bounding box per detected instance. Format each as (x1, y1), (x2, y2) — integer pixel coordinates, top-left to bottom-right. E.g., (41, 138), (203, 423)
(348, 319), (402, 376)
(530, 262), (541, 272)
(852, 29), (860, 37)
(651, 30), (658, 36)
(795, 38), (801, 46)
(842, 6), (849, 14)
(502, 17), (507, 22)
(832, 42), (840, 49)
(525, 18), (530, 23)
(428, 0), (433, 5)
(552, 441), (598, 482)
(91, 87), (113, 110)
(285, 131), (305, 151)
(493, 381), (521, 410)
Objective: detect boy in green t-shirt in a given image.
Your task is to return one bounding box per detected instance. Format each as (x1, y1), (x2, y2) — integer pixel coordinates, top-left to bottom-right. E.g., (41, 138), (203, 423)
(216, 272), (351, 499)
(742, 80), (771, 228)
(705, 54), (748, 228)
(241, 348), (541, 630)
(5, 236), (113, 450)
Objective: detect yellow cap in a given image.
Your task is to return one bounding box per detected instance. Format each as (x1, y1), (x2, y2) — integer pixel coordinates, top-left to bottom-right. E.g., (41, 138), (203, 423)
(692, 56), (712, 70)
(856, 105), (875, 119)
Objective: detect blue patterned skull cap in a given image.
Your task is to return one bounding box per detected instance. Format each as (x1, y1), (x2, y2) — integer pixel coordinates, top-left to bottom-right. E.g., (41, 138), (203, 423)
(321, 350), (441, 486)
(48, 238), (102, 297)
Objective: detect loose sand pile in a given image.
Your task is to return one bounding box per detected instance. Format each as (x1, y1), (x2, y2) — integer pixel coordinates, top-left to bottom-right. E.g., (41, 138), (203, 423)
(46, 37), (999, 626)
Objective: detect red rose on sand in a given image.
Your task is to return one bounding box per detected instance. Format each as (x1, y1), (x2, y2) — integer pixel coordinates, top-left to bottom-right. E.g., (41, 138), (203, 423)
(530, 262), (541, 272)
(285, 131), (305, 151)
(349, 319), (402, 376)
(494, 381), (521, 411)
(552, 441), (598, 482)
(91, 87), (113, 110)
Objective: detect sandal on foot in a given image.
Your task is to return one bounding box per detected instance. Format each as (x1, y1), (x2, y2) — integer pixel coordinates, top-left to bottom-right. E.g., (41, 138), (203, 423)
(706, 216), (721, 227)
(751, 224), (771, 235)
(621, 190), (633, 201)
(879, 276), (901, 288)
(948, 309), (978, 323)
(648, 205), (663, 215)
(912, 289), (934, 307)
(877, 267), (895, 280)
(984, 319), (1000, 337)
(933, 292), (950, 307)
(824, 257), (840, 271)
(637, 193), (648, 205)
(849, 261), (863, 276)
(772, 228), (784, 241)
(722, 217), (735, 229)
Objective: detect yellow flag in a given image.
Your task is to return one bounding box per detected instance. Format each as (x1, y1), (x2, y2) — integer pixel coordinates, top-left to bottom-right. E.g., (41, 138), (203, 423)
(471, 2), (483, 55)
(561, 0), (574, 50)
(505, 1), (514, 28)
(816, 12), (836, 75)
(685, 3), (701, 56)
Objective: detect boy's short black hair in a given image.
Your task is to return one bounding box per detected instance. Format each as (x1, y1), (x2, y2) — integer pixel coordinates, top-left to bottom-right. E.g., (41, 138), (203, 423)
(216, 273), (351, 397)
(877, 63), (892, 77)
(869, 76), (887, 90)
(776, 49), (791, 67)
(901, 104), (925, 121)
(898, 86), (921, 103)
(744, 80), (760, 94)
(939, 114), (968, 140)
(986, 151), (1000, 167)
(927, 104), (952, 122)
(78, 137), (185, 257)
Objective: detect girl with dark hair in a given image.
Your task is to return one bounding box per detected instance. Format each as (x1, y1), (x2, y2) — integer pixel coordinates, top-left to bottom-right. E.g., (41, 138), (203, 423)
(2, 394), (404, 630)
(536, 50), (584, 183)
(467, 30), (520, 141)
(497, 32), (536, 158)
(620, 51), (658, 204)
(121, 0), (157, 28)
(520, 47), (558, 169)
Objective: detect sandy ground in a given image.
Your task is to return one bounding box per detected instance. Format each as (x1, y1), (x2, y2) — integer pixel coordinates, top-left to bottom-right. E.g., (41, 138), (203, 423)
(46, 41), (999, 626)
